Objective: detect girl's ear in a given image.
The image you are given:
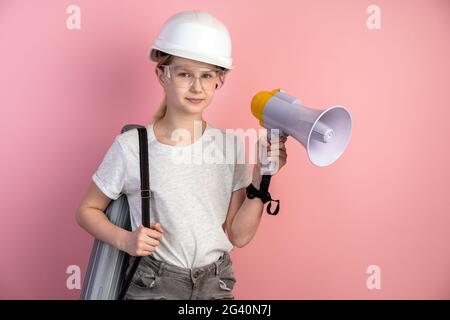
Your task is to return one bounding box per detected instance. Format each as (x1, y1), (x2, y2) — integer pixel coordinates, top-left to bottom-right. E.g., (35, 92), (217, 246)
(155, 68), (166, 87)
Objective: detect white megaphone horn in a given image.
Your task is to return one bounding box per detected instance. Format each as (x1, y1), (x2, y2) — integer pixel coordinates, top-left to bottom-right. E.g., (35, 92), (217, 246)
(251, 88), (353, 175)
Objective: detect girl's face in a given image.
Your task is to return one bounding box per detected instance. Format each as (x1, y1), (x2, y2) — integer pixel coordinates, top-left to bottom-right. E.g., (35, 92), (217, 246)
(155, 56), (224, 116)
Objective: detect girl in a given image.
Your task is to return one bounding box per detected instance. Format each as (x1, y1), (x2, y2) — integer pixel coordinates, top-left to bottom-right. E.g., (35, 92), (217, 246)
(76, 11), (287, 300)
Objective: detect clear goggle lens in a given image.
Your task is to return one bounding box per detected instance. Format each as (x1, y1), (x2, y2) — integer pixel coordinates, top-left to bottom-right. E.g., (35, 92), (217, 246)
(162, 64), (225, 91)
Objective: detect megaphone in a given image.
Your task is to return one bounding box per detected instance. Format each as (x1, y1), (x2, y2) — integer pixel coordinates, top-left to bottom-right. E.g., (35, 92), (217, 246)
(248, 88), (352, 216)
(251, 88), (352, 173)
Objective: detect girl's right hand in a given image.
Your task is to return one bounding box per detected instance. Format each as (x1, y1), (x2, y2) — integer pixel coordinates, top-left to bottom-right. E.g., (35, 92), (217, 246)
(122, 223), (164, 257)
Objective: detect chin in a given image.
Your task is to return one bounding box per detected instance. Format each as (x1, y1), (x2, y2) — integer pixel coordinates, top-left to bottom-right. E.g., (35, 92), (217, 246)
(182, 99), (208, 110)
(177, 104), (203, 115)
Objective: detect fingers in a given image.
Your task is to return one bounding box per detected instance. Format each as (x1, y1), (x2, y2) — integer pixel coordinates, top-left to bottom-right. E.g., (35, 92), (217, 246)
(151, 222), (164, 234)
(138, 232), (161, 246)
(139, 232), (160, 247)
(268, 143), (286, 153)
(145, 228), (163, 241)
(256, 135), (288, 168)
(134, 224), (163, 256)
(137, 224), (163, 240)
(268, 138), (286, 149)
(267, 142), (287, 157)
(143, 225), (163, 240)
(137, 242), (157, 256)
(268, 135), (287, 144)
(131, 224), (164, 257)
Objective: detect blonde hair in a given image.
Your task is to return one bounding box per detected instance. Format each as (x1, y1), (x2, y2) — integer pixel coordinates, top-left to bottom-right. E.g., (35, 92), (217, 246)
(152, 50), (228, 121)
(153, 51), (175, 121)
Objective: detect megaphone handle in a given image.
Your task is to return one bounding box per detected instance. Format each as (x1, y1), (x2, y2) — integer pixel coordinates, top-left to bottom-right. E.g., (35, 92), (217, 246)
(262, 130), (276, 174)
(261, 129), (287, 175)
(260, 173), (271, 192)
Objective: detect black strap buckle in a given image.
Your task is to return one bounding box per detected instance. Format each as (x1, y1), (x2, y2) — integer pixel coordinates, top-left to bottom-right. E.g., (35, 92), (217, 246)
(141, 189), (151, 199)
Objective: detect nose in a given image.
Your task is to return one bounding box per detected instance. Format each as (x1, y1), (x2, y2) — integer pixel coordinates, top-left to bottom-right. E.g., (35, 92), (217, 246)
(190, 77), (203, 93)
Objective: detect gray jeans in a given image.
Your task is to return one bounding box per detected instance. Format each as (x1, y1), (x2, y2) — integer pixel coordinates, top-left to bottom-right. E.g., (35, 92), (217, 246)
(124, 252), (236, 300)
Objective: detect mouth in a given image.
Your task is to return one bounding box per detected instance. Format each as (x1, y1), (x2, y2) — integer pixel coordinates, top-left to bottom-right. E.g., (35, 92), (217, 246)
(185, 98), (205, 104)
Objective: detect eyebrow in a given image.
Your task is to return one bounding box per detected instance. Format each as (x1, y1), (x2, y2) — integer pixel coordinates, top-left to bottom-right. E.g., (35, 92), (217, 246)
(175, 65), (218, 72)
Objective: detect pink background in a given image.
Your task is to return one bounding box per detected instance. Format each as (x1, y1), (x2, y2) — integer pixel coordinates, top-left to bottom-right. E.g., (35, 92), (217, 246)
(1, 0), (449, 299)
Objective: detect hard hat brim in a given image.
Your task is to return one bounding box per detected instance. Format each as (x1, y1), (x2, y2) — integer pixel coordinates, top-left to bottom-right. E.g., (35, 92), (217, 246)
(149, 47), (233, 70)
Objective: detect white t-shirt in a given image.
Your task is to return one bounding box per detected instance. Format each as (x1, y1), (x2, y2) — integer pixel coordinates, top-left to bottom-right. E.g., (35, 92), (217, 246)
(92, 122), (252, 268)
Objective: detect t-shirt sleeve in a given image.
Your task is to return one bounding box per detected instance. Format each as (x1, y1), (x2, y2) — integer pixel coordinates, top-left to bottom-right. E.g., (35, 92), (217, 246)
(92, 136), (127, 200)
(232, 135), (252, 192)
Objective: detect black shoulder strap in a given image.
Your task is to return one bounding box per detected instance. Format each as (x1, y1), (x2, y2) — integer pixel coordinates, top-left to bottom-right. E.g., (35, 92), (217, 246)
(117, 127), (151, 300)
(137, 127), (151, 228)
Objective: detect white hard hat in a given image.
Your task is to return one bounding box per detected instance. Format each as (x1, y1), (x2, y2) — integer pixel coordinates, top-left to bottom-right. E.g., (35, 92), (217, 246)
(149, 11), (233, 70)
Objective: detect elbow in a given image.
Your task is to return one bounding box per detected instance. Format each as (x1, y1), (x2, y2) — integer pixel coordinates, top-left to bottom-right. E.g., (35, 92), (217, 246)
(229, 226), (252, 248)
(229, 221), (252, 248)
(231, 235), (250, 248)
(233, 242), (246, 249)
(75, 208), (85, 227)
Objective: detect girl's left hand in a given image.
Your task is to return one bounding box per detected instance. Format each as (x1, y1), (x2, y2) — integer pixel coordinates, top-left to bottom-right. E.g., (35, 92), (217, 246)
(267, 135), (288, 175)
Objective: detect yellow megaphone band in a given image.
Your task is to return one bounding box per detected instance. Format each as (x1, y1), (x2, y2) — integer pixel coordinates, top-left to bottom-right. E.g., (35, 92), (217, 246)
(251, 89), (281, 127)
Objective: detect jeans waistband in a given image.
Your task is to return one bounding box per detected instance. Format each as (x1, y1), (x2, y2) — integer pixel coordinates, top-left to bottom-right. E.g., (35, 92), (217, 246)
(139, 252), (231, 277)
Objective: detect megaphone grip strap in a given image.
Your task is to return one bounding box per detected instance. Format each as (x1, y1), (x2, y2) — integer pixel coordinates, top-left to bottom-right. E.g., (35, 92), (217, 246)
(267, 199), (280, 215)
(245, 179), (281, 215)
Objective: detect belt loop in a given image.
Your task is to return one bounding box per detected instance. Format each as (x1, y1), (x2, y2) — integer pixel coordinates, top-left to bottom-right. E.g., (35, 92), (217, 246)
(158, 261), (165, 276)
(214, 260), (220, 276)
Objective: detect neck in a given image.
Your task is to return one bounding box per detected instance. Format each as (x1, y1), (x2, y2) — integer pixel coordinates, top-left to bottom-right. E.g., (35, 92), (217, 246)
(155, 105), (206, 145)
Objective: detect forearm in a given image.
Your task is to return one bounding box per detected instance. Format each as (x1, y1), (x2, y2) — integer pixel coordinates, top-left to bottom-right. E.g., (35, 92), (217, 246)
(230, 165), (265, 248)
(76, 207), (129, 251)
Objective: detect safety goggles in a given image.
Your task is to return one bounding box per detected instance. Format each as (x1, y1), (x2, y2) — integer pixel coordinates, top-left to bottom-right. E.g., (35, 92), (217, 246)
(161, 64), (226, 91)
